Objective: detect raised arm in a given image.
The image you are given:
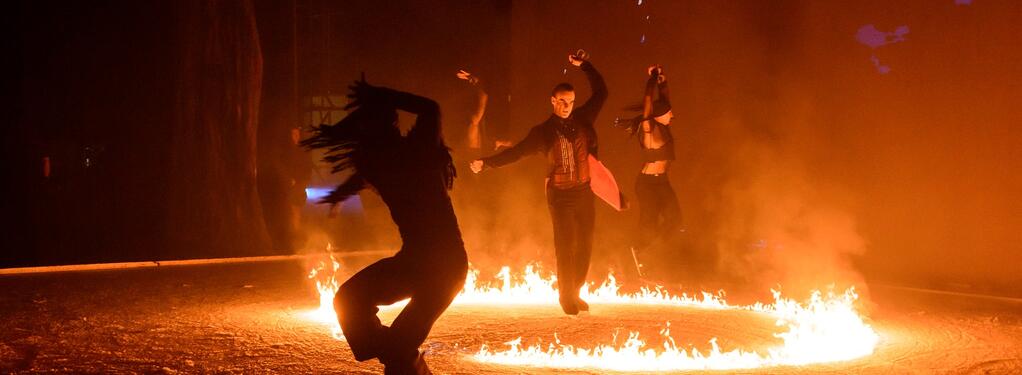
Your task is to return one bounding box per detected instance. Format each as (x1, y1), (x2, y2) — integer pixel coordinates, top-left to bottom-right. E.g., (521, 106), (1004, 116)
(655, 74), (669, 106)
(344, 78), (442, 147)
(640, 67), (658, 130)
(376, 90), (442, 147)
(570, 59), (608, 127)
(457, 69), (488, 149)
(641, 65), (671, 130)
(399, 93), (442, 148)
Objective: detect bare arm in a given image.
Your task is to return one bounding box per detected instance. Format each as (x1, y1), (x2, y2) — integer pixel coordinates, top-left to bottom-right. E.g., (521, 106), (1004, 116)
(641, 65), (670, 132)
(571, 58), (608, 127)
(641, 67), (658, 133)
(458, 70), (488, 149)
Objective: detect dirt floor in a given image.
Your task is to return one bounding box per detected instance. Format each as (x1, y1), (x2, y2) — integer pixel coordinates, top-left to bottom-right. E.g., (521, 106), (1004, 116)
(1, 257), (1020, 374)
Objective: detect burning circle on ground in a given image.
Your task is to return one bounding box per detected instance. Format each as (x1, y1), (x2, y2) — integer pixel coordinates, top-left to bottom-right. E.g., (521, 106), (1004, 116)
(304, 255), (880, 372)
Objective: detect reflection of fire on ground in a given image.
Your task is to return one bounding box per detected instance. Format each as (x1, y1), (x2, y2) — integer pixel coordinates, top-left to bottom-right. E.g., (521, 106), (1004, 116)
(304, 251), (879, 372)
(3, 258), (1020, 373)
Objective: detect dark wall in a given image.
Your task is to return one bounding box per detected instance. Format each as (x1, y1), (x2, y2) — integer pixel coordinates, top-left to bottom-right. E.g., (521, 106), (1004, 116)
(7, 0), (273, 266)
(298, 0), (511, 136)
(10, 1), (177, 266)
(4, 0), (514, 266)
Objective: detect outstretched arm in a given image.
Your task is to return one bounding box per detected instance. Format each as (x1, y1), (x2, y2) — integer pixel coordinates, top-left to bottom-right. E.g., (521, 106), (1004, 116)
(470, 126), (543, 173)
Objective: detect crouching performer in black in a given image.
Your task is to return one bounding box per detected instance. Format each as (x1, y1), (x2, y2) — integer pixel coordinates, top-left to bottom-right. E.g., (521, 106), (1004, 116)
(303, 77), (467, 375)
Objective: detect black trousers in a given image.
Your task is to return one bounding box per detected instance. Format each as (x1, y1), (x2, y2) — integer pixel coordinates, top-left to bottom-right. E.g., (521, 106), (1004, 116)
(546, 183), (595, 303)
(334, 249), (467, 366)
(635, 173), (681, 250)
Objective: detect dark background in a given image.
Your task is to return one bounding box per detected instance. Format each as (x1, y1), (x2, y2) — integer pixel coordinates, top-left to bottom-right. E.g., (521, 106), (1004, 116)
(4, 1), (1020, 298)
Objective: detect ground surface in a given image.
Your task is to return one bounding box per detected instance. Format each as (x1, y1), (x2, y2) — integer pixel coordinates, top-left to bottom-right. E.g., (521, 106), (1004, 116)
(1, 257), (1020, 374)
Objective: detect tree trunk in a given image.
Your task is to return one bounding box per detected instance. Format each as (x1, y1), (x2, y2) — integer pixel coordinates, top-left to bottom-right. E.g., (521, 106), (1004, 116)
(166, 0), (270, 259)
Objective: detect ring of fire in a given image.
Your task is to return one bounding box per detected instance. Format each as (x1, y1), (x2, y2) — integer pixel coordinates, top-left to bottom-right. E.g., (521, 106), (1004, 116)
(304, 255), (880, 372)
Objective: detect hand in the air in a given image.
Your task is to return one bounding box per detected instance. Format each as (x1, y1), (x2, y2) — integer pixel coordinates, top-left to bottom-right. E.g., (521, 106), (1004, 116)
(647, 64), (666, 83)
(456, 69), (479, 84)
(568, 54), (585, 67)
(469, 160), (484, 174)
(494, 140), (512, 150)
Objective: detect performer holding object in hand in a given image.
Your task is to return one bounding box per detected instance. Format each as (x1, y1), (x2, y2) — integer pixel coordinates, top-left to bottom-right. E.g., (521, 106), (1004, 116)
(470, 50), (620, 315)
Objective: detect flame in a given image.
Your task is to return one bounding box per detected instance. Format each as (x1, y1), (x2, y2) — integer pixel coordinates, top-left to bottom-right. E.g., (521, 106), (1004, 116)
(473, 288), (880, 371)
(304, 258), (879, 370)
(457, 264), (730, 308)
(304, 246), (344, 339)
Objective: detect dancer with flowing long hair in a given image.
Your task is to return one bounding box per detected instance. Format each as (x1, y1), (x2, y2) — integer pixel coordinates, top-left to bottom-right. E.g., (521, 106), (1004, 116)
(615, 65), (682, 282)
(303, 77), (466, 375)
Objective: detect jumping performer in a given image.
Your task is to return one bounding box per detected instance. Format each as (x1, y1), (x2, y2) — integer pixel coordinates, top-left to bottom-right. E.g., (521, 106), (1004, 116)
(303, 77), (467, 375)
(469, 51), (608, 315)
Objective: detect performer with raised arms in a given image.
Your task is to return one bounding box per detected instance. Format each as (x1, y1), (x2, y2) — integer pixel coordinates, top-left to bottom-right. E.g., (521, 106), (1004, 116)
(470, 51), (617, 315)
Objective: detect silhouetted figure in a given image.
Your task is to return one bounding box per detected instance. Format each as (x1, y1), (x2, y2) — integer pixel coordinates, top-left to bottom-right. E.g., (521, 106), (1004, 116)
(616, 65), (682, 280)
(470, 51), (607, 315)
(303, 78), (466, 375)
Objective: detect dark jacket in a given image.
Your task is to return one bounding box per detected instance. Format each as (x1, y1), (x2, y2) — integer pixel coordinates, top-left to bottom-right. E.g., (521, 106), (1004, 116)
(480, 61), (607, 189)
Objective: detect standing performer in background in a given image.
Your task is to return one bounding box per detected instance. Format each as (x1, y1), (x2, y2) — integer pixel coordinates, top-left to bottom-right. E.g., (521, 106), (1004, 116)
(303, 77), (467, 375)
(470, 51), (608, 315)
(456, 69), (489, 152)
(616, 65), (681, 281)
(455, 69), (512, 153)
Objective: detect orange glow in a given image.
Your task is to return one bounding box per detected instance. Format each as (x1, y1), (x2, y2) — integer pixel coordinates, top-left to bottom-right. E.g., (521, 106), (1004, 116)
(474, 288), (879, 371)
(303, 247), (345, 340)
(303, 256), (879, 370)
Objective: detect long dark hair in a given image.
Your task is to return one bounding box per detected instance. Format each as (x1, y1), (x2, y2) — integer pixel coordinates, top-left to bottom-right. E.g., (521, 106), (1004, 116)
(615, 75), (671, 136)
(301, 82), (455, 206)
(301, 105), (388, 204)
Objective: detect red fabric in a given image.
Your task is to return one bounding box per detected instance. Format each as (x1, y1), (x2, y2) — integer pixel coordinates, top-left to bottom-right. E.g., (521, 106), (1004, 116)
(587, 155), (624, 211)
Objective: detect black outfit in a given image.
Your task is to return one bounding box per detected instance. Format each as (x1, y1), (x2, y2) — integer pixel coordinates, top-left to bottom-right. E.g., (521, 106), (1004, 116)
(634, 80), (682, 252)
(480, 61), (606, 314)
(546, 183), (595, 306)
(635, 171), (680, 248)
(305, 85), (467, 374)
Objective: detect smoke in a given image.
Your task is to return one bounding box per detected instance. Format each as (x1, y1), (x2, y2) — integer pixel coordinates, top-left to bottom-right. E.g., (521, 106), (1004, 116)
(452, 160), (557, 273)
(714, 145), (867, 294)
(708, 94), (868, 299)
